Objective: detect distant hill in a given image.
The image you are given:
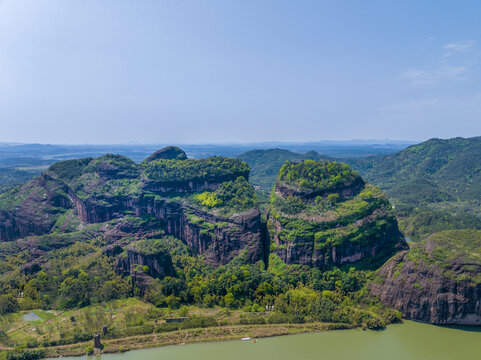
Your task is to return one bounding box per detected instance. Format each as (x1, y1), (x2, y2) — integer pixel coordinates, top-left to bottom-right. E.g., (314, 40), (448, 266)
(237, 149), (331, 194)
(349, 136), (481, 206)
(347, 137), (481, 239)
(0, 168), (41, 193)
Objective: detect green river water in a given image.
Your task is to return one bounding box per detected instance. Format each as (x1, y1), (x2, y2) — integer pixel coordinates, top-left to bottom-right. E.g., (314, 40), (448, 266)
(64, 321), (481, 360)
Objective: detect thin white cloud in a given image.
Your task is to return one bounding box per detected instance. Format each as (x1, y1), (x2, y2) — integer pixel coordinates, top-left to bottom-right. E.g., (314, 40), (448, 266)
(401, 40), (476, 85)
(444, 40), (475, 56)
(401, 69), (435, 84)
(437, 65), (467, 80)
(401, 65), (467, 84)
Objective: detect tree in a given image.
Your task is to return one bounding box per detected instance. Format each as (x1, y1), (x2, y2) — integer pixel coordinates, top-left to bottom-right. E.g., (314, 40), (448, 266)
(0, 294), (19, 315)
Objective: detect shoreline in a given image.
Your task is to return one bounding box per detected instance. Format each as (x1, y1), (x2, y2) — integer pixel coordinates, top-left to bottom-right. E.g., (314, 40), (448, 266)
(37, 322), (356, 358)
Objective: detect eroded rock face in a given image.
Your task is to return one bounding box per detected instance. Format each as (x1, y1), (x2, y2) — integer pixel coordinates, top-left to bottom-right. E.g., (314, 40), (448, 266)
(114, 244), (176, 296)
(141, 172), (250, 195)
(157, 204), (267, 266)
(371, 232), (481, 325)
(64, 192), (267, 266)
(270, 208), (404, 268)
(115, 246), (175, 279)
(0, 149), (267, 268)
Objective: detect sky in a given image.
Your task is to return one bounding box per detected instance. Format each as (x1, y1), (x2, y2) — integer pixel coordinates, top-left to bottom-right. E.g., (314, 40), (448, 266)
(0, 0), (480, 144)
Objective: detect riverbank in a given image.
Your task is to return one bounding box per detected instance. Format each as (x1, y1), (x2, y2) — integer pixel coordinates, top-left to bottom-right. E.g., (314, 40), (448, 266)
(59, 320), (481, 360)
(4, 297), (393, 358)
(2, 298), (399, 359)
(2, 322), (355, 358)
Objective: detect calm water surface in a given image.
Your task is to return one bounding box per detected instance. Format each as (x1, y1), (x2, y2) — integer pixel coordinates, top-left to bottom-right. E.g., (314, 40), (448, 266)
(66, 321), (481, 360)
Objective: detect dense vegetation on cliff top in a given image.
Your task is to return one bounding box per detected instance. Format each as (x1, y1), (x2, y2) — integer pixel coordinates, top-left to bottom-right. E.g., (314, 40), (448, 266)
(191, 176), (258, 212)
(142, 157), (249, 183)
(278, 160), (361, 193)
(46, 154), (249, 189)
(142, 146), (188, 163)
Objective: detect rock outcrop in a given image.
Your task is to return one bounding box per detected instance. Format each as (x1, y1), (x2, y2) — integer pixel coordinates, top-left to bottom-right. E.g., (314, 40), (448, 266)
(0, 147), (267, 268)
(114, 239), (177, 295)
(63, 184), (267, 266)
(142, 146), (188, 162)
(269, 160), (405, 268)
(371, 230), (481, 325)
(115, 243), (175, 279)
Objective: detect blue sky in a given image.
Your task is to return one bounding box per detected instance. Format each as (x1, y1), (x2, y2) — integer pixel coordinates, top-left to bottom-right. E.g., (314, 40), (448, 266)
(0, 0), (480, 144)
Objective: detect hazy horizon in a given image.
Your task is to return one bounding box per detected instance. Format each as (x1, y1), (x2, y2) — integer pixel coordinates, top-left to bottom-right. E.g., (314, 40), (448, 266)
(0, 138), (417, 146)
(1, 1), (480, 144)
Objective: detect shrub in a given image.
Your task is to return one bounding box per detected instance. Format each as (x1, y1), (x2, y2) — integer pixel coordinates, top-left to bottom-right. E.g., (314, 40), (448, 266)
(156, 322), (180, 333)
(0, 294), (19, 315)
(85, 346), (94, 355)
(6, 350), (46, 360)
(178, 305), (189, 317)
(180, 316), (218, 329)
(278, 160), (361, 192)
(366, 317), (386, 330)
(382, 309), (402, 324)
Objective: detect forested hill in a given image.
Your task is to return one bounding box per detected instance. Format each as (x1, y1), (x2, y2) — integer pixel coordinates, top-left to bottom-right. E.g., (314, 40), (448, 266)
(348, 136), (481, 206)
(237, 149), (331, 194)
(239, 137), (481, 207)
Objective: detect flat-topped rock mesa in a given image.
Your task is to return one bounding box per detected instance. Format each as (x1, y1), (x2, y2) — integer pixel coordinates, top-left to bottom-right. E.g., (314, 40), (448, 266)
(141, 156), (250, 194)
(274, 160), (365, 200)
(370, 230), (481, 325)
(0, 147), (267, 267)
(269, 160), (405, 268)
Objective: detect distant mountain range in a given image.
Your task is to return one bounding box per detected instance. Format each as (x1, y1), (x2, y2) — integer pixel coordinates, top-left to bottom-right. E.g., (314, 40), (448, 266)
(0, 140), (414, 194)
